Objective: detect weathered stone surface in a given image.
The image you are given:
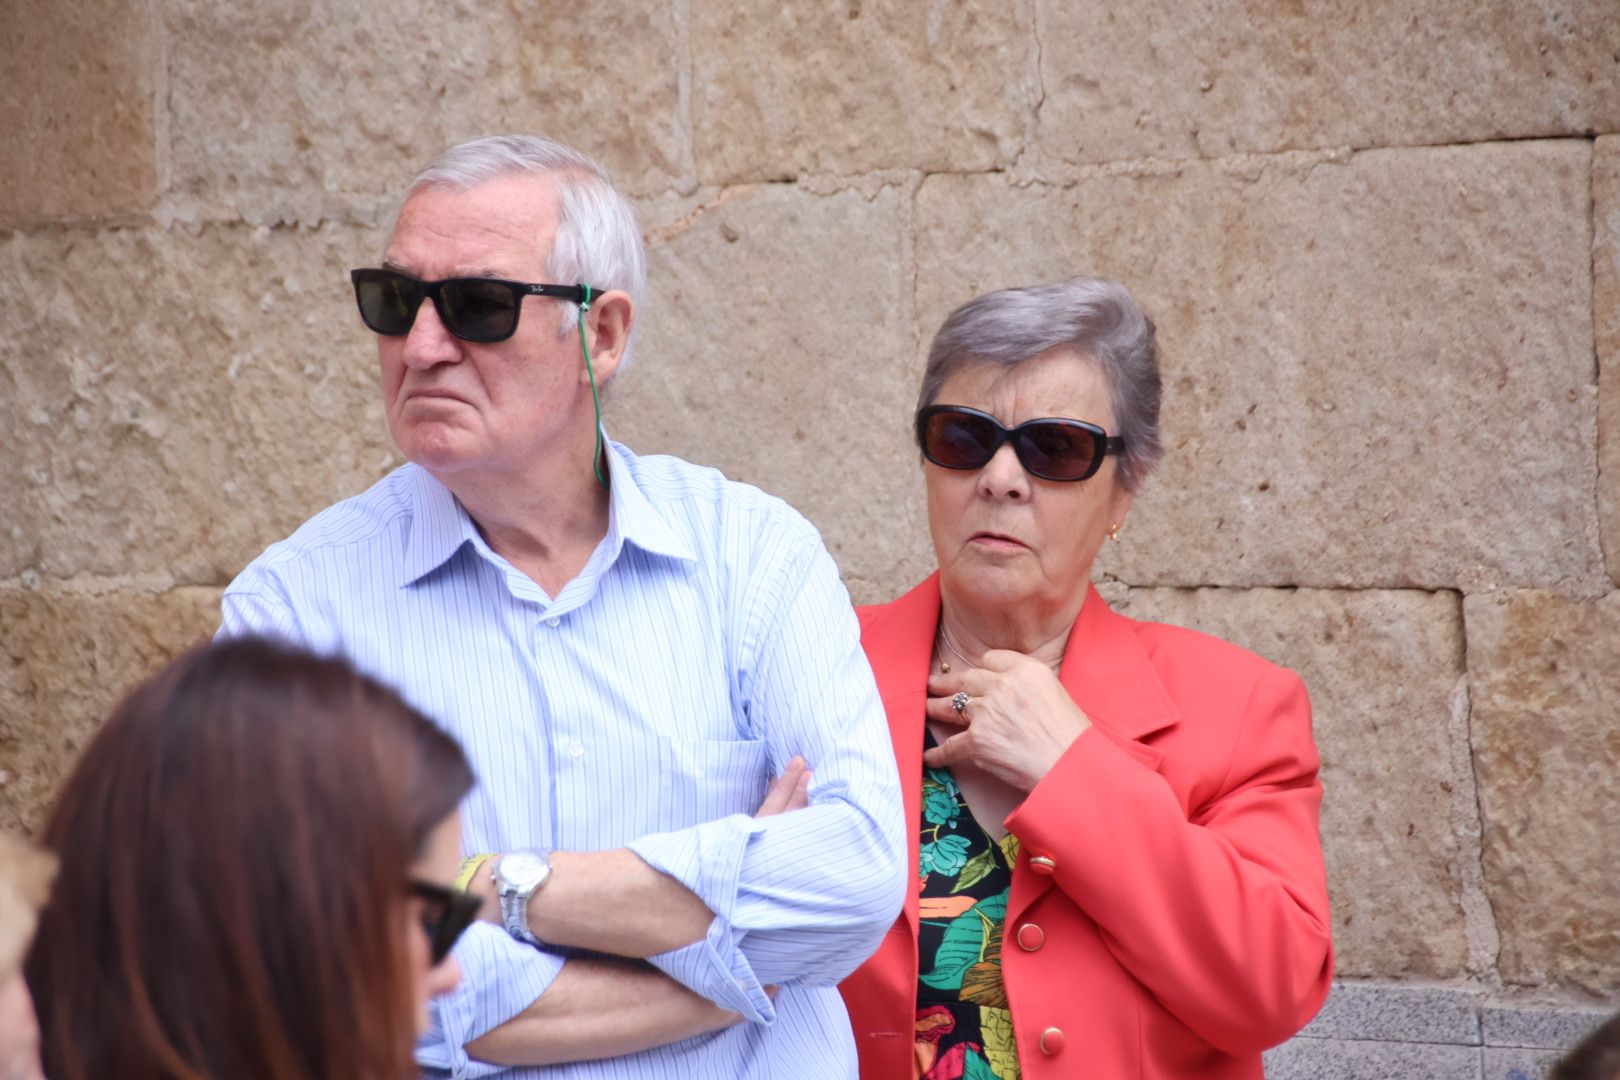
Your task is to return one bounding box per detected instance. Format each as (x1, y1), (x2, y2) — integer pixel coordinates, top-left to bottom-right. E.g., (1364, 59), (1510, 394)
(914, 141), (1603, 592)
(165, 0), (687, 216)
(0, 0), (159, 223)
(690, 0), (1036, 184)
(1035, 0), (1620, 166)
(1299, 983), (1480, 1046)
(1482, 1006), (1610, 1051)
(1596, 137), (1620, 585)
(1467, 590), (1620, 993)
(1482, 1047), (1563, 1080)
(1262, 1037), (1480, 1080)
(0, 584), (222, 835)
(0, 222), (398, 583)
(1108, 587), (1470, 977)
(609, 183), (930, 602)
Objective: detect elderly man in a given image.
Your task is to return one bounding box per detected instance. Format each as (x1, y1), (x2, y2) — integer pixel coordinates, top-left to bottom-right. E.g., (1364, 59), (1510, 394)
(219, 133), (906, 1077)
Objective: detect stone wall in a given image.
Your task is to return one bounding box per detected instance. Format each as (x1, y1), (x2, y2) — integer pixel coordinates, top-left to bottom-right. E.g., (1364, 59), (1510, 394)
(3, 1), (1617, 1071)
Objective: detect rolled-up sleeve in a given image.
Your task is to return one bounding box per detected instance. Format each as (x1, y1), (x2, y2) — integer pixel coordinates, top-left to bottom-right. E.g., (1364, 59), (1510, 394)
(628, 534), (907, 1020)
(416, 924), (566, 1078)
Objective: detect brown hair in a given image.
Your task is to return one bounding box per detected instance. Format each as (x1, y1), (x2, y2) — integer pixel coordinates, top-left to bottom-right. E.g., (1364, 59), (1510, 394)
(26, 637), (474, 1080)
(1553, 1014), (1620, 1080)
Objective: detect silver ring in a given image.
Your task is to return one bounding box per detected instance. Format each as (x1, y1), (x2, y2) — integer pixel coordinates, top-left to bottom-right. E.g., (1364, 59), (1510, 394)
(950, 691), (970, 715)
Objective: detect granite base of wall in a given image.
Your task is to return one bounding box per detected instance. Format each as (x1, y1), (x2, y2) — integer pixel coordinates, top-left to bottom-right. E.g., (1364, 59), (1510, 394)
(1263, 983), (1609, 1080)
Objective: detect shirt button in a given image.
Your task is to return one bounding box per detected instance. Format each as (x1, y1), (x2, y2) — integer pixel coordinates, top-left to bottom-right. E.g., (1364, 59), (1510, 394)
(1039, 1027), (1066, 1056)
(1016, 923), (1045, 951)
(1028, 855), (1057, 875)
(567, 741), (585, 759)
(545, 616), (561, 628)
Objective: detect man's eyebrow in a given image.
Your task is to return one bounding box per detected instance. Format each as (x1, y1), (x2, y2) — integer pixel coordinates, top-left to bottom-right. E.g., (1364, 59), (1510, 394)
(376, 258), (508, 280)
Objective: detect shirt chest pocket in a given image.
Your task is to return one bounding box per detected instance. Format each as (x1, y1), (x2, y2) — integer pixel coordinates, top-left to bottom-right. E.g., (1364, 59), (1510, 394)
(659, 737), (771, 827)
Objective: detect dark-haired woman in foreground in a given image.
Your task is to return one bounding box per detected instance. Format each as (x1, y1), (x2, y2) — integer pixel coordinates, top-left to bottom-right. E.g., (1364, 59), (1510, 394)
(27, 637), (479, 1080)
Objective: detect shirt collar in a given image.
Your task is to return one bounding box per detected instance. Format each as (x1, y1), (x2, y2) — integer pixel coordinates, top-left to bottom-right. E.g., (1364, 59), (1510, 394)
(397, 464), (483, 587)
(396, 439), (696, 590)
(600, 439), (697, 564)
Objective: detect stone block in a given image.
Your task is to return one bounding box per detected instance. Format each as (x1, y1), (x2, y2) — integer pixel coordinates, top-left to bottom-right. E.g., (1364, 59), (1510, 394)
(1597, 137), (1620, 585)
(913, 141), (1603, 592)
(608, 183), (929, 603)
(0, 221), (399, 583)
(1467, 590), (1620, 992)
(0, 0), (159, 223)
(690, 0), (1036, 184)
(1262, 1036), (1480, 1080)
(1482, 1006), (1609, 1051)
(0, 584), (222, 835)
(1299, 983), (1480, 1046)
(164, 0), (687, 218)
(1034, 0), (1620, 166)
(1483, 1046), (1564, 1080)
(1108, 587), (1470, 977)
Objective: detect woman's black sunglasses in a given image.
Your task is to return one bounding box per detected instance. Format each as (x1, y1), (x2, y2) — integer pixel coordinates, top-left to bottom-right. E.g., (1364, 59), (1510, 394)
(916, 405), (1126, 483)
(409, 880), (483, 965)
(350, 268), (594, 344)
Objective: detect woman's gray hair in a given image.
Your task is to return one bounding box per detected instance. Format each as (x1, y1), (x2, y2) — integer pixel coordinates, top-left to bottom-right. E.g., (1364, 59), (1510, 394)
(395, 133), (647, 369)
(918, 277), (1163, 491)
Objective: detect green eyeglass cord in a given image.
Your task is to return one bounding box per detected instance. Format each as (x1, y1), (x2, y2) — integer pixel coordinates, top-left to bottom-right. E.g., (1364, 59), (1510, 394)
(577, 285), (608, 491)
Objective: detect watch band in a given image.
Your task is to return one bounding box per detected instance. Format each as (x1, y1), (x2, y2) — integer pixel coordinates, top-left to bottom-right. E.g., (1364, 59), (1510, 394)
(492, 850), (551, 946)
(454, 853), (495, 894)
(501, 886), (539, 945)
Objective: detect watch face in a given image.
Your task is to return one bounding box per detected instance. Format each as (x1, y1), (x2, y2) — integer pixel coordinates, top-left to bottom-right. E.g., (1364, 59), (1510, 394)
(498, 852), (550, 891)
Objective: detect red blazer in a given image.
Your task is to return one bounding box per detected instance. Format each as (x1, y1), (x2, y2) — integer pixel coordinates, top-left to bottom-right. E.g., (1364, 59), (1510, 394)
(839, 575), (1333, 1080)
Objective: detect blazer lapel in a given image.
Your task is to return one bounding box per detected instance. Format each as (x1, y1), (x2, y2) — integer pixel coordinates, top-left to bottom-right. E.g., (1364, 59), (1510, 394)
(859, 574), (943, 941)
(1060, 583), (1180, 764)
(1008, 584), (1182, 922)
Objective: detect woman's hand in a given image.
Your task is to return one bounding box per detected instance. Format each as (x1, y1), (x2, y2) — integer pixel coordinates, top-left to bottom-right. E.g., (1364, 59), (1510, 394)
(925, 651), (1092, 791)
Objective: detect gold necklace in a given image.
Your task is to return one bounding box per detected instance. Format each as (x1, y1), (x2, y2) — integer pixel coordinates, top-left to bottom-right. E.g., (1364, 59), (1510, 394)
(935, 621), (1063, 675)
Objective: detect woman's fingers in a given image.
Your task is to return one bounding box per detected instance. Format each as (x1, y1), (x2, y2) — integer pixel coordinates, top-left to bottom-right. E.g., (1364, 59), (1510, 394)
(924, 692), (974, 725)
(925, 664), (998, 699)
(922, 731), (972, 770)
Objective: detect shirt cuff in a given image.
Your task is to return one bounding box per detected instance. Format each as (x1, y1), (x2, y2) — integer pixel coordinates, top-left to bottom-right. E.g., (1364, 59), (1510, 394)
(416, 921), (566, 1078)
(648, 918), (777, 1024)
(629, 815), (772, 1019)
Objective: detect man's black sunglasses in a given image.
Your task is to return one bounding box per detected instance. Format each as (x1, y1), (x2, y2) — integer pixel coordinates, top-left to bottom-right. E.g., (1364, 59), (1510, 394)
(409, 879), (483, 965)
(916, 405), (1126, 483)
(350, 268), (595, 344)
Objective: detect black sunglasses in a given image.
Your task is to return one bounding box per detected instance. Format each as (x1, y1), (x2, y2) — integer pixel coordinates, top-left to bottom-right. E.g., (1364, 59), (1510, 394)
(350, 268), (595, 344)
(409, 880), (483, 965)
(916, 405), (1126, 483)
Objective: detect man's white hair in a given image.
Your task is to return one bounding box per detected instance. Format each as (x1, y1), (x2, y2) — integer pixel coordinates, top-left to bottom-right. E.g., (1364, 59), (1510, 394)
(397, 134), (647, 369)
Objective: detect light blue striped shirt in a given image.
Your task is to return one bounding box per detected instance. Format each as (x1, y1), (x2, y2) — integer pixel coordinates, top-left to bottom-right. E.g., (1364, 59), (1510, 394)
(219, 439), (907, 1078)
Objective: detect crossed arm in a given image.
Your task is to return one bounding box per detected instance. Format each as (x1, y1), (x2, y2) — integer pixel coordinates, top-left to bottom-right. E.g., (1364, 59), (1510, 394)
(463, 761), (812, 1066)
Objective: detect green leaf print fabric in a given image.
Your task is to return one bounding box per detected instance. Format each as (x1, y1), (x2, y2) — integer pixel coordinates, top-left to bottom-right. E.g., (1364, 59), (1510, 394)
(913, 730), (1022, 1080)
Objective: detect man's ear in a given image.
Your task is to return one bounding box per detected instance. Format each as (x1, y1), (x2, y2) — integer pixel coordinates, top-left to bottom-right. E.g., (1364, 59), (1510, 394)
(579, 291), (633, 386)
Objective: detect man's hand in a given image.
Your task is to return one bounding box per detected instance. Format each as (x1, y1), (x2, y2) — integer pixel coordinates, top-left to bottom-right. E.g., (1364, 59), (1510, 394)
(755, 755), (811, 817)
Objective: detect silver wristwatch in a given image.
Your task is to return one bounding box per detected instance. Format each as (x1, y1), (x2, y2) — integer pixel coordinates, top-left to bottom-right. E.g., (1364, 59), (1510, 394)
(491, 850), (552, 945)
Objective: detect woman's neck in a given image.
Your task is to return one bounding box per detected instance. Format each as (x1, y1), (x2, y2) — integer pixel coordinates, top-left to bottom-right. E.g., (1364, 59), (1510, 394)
(937, 587), (1086, 670)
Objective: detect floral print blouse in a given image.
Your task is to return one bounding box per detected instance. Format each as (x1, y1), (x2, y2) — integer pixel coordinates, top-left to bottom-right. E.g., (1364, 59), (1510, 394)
(914, 731), (1022, 1080)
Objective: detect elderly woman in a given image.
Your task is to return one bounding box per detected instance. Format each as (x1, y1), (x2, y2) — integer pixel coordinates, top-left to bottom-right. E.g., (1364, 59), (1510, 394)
(839, 279), (1332, 1079)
